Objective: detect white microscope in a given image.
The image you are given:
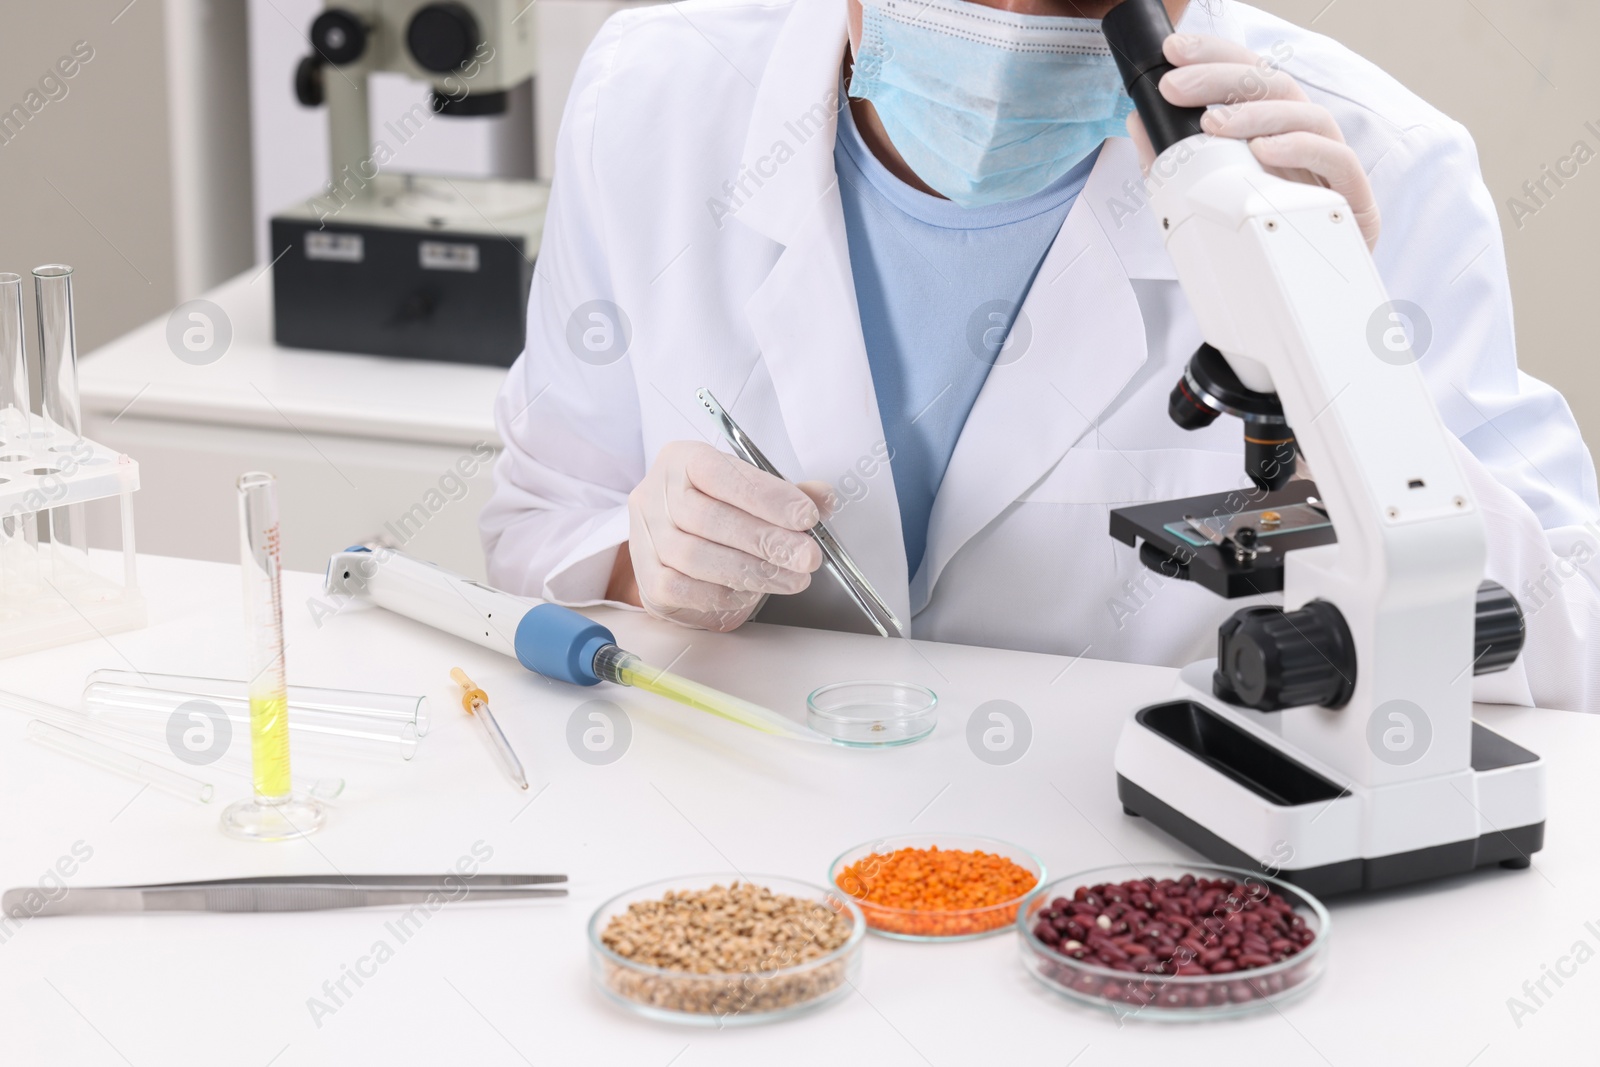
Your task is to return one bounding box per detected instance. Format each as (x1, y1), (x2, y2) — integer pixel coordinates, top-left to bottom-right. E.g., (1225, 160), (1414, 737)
(1101, 0), (1542, 895)
(272, 1), (547, 366)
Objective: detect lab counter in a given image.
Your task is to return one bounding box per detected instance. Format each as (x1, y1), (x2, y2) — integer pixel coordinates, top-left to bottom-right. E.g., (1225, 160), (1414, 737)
(0, 553), (1595, 1065)
(78, 270), (505, 578)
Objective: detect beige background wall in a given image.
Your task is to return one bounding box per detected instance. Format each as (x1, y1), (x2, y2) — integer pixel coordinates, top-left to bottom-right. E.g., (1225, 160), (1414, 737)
(1, 0), (1596, 444)
(0, 1), (179, 356)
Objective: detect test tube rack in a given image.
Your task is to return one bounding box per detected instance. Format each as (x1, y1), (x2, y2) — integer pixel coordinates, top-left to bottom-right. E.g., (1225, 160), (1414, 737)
(0, 414), (144, 657)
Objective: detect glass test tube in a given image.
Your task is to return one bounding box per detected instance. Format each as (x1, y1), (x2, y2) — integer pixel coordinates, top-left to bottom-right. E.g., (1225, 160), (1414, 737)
(222, 471), (327, 840)
(32, 265), (87, 582)
(28, 719), (216, 805)
(0, 274), (40, 595)
(83, 669), (425, 761)
(0, 687), (345, 800)
(0, 273), (27, 431)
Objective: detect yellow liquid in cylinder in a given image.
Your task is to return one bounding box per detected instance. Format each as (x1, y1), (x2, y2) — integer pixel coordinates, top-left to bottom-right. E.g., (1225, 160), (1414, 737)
(249, 692), (292, 798)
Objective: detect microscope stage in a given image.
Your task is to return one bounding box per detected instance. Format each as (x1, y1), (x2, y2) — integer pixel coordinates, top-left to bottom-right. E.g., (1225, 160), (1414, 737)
(1110, 481), (1337, 598)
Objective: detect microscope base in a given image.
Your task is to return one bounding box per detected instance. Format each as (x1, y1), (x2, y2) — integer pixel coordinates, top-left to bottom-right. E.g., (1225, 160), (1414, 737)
(1116, 775), (1543, 896)
(270, 175), (548, 367)
(1112, 668), (1546, 897)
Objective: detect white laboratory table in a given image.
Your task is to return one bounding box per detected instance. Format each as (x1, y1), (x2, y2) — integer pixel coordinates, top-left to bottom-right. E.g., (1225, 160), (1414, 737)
(79, 271), (505, 577)
(1, 554), (1596, 1067)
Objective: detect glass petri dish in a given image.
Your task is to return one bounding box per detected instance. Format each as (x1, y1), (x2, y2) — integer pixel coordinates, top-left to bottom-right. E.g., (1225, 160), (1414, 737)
(588, 873), (865, 1027)
(830, 833), (1044, 942)
(1018, 863), (1330, 1021)
(806, 681), (937, 747)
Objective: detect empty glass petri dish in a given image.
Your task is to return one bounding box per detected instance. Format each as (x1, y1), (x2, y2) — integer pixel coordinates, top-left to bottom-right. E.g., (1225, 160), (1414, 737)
(806, 681), (937, 747)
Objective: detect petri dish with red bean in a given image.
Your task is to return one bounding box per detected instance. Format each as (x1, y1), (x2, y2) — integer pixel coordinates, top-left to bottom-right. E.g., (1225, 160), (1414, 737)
(1018, 863), (1330, 1019)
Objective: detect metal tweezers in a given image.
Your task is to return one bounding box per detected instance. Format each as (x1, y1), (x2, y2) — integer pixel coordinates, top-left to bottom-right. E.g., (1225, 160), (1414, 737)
(697, 388), (905, 637)
(3, 873), (567, 918)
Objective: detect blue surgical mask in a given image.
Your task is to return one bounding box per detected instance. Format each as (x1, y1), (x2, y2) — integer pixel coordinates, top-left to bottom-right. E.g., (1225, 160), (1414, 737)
(849, 0), (1134, 208)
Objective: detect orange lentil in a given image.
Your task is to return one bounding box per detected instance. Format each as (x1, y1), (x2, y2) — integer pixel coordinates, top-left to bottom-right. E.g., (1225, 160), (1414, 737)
(836, 846), (1038, 938)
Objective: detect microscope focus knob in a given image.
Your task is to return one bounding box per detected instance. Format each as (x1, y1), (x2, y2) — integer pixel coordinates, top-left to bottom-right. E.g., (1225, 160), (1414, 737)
(408, 3), (481, 73)
(1473, 580), (1525, 675)
(1215, 601), (1356, 711)
(310, 9), (368, 66)
(294, 55), (325, 107)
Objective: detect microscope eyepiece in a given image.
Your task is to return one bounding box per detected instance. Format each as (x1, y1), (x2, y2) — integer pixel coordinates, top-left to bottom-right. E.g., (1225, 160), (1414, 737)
(310, 10), (368, 67)
(1102, 0), (1206, 156)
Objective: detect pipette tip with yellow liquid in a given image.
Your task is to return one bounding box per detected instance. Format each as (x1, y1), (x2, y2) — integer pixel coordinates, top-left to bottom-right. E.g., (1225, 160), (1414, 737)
(223, 472), (327, 841)
(591, 646), (827, 743)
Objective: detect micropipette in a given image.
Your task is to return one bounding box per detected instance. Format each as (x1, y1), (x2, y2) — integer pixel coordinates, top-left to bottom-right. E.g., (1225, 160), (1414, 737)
(451, 668), (528, 790)
(324, 548), (826, 743)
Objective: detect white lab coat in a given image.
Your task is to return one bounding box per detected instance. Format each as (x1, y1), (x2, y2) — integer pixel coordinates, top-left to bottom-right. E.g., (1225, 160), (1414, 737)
(481, 0), (1600, 712)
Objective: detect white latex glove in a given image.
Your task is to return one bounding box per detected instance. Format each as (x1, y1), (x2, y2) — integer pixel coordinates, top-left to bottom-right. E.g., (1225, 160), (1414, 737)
(625, 440), (827, 632)
(1128, 33), (1381, 250)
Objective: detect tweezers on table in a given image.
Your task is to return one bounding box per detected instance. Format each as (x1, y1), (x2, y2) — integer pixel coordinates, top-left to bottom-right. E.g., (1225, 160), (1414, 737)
(3, 873), (567, 917)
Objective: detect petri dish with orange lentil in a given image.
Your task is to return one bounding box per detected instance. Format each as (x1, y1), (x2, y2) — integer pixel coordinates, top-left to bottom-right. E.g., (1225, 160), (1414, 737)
(830, 834), (1044, 942)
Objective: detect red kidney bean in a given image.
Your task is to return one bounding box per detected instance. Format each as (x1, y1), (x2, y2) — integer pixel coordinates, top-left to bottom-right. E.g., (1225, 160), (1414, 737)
(1033, 872), (1319, 1011)
(1093, 938), (1131, 962)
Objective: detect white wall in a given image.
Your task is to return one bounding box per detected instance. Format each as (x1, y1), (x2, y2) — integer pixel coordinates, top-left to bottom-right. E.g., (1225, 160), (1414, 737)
(165, 0), (255, 301)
